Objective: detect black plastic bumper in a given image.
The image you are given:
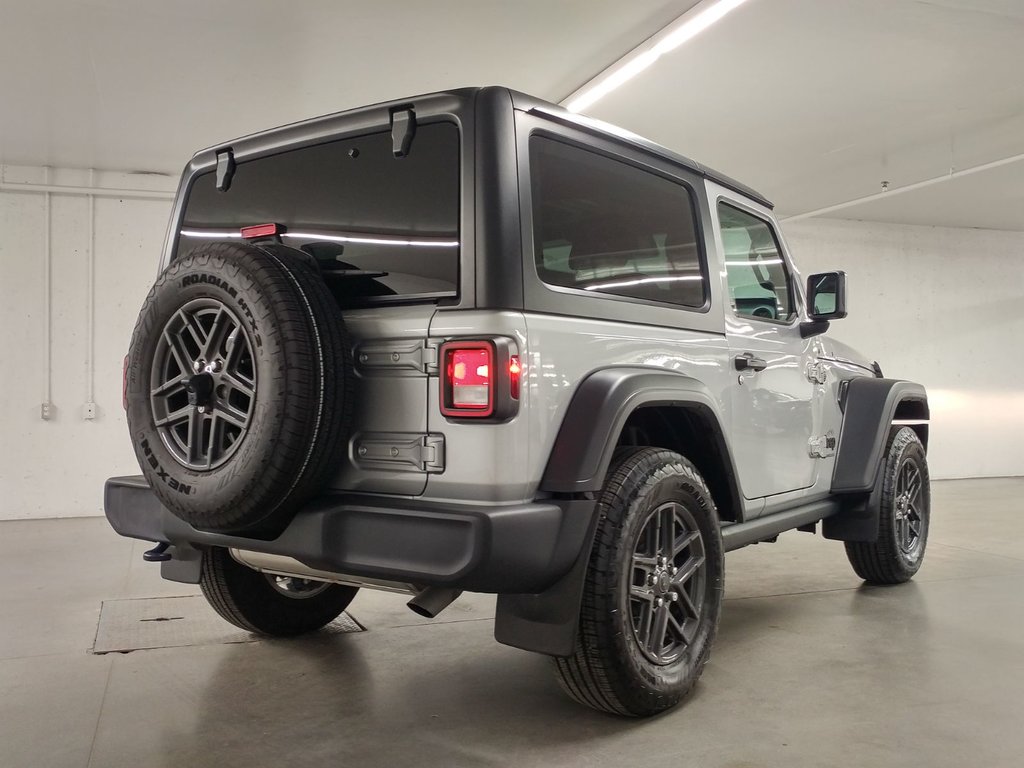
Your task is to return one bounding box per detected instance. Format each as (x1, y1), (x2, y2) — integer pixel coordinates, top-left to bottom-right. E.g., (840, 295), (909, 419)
(104, 476), (594, 594)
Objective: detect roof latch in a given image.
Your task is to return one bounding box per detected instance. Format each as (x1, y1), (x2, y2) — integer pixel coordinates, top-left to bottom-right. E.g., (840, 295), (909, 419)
(390, 107), (417, 158)
(215, 148), (236, 192)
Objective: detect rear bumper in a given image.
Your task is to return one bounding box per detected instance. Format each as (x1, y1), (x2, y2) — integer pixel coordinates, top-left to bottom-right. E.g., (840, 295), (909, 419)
(104, 476), (593, 594)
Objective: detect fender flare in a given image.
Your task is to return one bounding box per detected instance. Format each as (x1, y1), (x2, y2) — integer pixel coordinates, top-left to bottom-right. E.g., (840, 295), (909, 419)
(824, 377), (929, 543)
(540, 367), (738, 495)
(831, 378), (929, 494)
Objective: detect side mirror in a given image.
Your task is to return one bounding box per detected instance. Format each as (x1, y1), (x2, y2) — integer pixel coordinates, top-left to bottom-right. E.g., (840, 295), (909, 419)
(808, 271), (847, 319)
(801, 271), (847, 338)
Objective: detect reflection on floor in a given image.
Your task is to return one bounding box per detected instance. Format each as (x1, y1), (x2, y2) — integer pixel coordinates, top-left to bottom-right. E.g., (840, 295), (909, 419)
(1, 478), (1022, 768)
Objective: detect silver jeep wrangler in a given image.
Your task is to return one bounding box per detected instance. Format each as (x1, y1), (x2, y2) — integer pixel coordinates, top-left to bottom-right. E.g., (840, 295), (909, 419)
(105, 86), (931, 717)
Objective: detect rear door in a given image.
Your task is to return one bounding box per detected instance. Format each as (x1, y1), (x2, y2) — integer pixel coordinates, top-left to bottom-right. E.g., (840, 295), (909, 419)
(175, 117), (464, 495)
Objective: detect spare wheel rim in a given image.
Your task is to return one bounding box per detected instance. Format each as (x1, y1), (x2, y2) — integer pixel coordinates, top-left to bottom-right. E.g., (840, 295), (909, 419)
(149, 297), (257, 471)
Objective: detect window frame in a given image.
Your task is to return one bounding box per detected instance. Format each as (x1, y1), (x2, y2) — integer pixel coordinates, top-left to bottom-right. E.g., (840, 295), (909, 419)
(518, 121), (720, 332)
(165, 96), (473, 308)
(528, 132), (709, 312)
(716, 198), (800, 328)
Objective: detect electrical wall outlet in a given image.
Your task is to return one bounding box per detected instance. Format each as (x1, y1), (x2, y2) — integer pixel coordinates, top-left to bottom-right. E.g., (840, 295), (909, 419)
(83, 402), (97, 420)
(40, 402), (54, 420)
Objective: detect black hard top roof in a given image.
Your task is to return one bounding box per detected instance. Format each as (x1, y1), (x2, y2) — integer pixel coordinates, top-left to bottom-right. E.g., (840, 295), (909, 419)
(505, 88), (772, 209)
(194, 86), (772, 209)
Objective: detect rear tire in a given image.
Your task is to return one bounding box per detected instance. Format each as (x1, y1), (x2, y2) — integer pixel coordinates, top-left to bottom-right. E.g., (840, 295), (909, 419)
(200, 547), (357, 637)
(554, 447), (724, 716)
(845, 427), (930, 584)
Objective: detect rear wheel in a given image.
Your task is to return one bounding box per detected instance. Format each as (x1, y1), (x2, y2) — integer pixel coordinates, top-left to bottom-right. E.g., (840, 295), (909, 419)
(845, 427), (930, 584)
(554, 447), (724, 716)
(200, 547), (357, 637)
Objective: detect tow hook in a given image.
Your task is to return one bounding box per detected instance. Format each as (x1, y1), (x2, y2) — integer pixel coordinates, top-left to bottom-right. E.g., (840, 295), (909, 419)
(142, 542), (172, 562)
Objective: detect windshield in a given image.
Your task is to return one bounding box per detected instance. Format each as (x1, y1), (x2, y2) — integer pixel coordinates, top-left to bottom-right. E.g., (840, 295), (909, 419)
(176, 121), (460, 303)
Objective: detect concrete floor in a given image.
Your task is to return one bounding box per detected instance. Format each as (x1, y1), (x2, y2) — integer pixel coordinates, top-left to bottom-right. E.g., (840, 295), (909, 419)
(2, 478), (1022, 768)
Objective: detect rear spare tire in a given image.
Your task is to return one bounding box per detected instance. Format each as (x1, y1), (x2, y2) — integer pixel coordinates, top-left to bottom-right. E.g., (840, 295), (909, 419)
(125, 241), (352, 536)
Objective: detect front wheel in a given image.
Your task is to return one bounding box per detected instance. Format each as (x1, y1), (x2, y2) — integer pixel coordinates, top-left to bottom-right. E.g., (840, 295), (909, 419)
(554, 447), (724, 717)
(845, 427), (931, 584)
(200, 547), (358, 636)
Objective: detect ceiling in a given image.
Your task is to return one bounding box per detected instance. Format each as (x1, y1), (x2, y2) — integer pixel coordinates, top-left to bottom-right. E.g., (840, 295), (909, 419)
(1, 0), (1022, 229)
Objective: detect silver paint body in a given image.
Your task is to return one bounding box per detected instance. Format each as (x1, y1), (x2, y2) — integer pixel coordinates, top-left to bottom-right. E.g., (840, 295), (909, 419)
(326, 181), (873, 522)
(156, 92), (875, 521)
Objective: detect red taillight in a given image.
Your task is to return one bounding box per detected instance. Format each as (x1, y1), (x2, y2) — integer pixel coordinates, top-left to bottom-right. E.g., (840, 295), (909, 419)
(122, 355), (129, 411)
(441, 342), (494, 417)
(439, 339), (521, 420)
(240, 223), (281, 239)
(508, 356), (521, 400)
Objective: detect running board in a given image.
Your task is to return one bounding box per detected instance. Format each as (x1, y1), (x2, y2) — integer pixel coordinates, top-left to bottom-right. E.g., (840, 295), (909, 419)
(721, 499), (841, 552)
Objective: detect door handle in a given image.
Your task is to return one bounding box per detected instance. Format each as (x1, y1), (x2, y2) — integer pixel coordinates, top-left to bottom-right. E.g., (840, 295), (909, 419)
(734, 353), (767, 372)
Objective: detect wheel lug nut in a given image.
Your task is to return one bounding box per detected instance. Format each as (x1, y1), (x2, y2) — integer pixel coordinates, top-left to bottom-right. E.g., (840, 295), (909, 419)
(197, 405), (206, 414)
(655, 597), (663, 607)
(193, 360), (203, 372)
(670, 592), (679, 602)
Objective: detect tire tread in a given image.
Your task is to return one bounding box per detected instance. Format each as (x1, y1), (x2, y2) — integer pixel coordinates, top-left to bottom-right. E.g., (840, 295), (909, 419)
(553, 447), (723, 717)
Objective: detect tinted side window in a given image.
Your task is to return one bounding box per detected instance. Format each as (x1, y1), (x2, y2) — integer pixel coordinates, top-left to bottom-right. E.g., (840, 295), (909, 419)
(718, 203), (794, 321)
(530, 136), (705, 308)
(178, 122), (460, 302)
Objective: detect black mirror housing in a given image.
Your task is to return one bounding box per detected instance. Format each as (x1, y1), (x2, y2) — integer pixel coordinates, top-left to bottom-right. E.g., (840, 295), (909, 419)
(806, 271), (847, 320)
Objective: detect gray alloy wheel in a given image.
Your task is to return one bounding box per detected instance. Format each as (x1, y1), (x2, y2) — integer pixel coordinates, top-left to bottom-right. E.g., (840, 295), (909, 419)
(628, 501), (708, 666)
(150, 298), (257, 471)
(265, 575), (333, 599)
(892, 455), (926, 559)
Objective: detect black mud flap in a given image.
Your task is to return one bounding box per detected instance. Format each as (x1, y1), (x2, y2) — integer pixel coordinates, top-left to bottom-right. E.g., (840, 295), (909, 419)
(494, 503), (598, 657)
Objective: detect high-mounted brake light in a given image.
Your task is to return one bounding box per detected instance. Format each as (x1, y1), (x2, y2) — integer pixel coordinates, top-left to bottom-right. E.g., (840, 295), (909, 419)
(439, 339), (521, 420)
(240, 223), (281, 239)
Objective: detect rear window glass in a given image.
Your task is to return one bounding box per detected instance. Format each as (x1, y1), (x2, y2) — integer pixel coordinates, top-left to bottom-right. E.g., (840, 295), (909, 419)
(177, 122), (460, 302)
(530, 135), (705, 308)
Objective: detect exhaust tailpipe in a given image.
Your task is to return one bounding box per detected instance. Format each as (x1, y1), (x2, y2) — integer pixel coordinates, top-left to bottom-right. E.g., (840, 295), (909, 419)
(407, 587), (462, 618)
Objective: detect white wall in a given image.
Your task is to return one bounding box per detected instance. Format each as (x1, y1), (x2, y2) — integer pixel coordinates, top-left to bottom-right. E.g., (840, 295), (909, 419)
(2, 171), (1020, 520)
(782, 217), (1024, 480)
(0, 165), (173, 519)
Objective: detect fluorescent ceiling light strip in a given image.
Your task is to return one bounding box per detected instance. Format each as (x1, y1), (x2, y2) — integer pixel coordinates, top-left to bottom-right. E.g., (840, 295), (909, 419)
(181, 229), (242, 238)
(180, 229), (458, 247)
(584, 274), (702, 291)
(781, 150), (1024, 222)
(563, 0), (753, 114)
(284, 232), (459, 248)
